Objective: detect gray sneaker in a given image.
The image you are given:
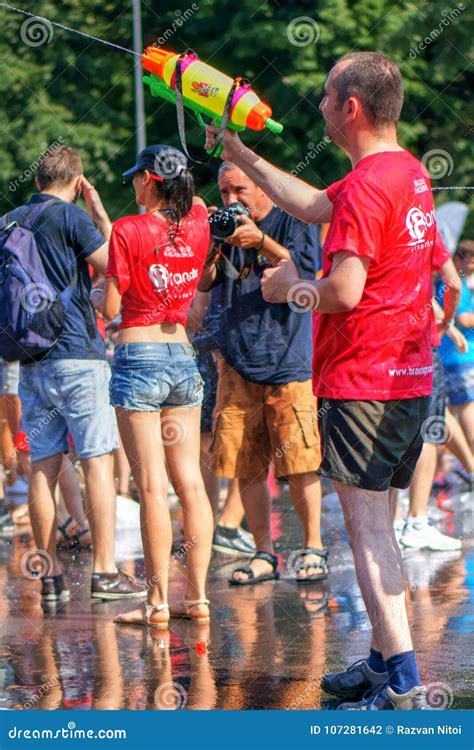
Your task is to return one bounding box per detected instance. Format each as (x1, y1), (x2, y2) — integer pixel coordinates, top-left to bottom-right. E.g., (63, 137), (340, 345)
(338, 684), (431, 710)
(322, 659), (388, 701)
(212, 525), (256, 558)
(0, 512), (15, 536)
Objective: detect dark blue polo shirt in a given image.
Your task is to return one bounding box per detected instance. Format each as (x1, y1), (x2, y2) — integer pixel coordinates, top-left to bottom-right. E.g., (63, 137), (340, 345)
(212, 206), (320, 384)
(12, 193), (106, 361)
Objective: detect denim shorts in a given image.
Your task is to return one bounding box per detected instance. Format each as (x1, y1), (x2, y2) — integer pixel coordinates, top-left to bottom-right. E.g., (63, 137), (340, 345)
(19, 359), (119, 462)
(110, 343), (204, 412)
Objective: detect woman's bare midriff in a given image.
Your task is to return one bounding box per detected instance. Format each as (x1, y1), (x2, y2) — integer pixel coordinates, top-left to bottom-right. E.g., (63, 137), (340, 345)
(116, 322), (189, 345)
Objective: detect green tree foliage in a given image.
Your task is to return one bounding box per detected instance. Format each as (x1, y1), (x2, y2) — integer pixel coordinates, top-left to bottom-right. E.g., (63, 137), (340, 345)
(0, 0), (472, 231)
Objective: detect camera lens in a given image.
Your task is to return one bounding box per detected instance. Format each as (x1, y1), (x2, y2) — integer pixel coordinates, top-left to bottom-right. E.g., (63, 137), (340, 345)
(209, 202), (250, 241)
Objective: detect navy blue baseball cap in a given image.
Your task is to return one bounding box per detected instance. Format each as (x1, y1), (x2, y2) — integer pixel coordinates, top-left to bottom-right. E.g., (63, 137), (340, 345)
(122, 145), (188, 183)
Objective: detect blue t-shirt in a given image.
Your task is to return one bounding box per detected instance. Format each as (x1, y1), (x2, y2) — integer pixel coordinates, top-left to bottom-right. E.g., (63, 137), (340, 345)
(11, 193), (106, 361)
(211, 206), (320, 384)
(439, 277), (474, 369)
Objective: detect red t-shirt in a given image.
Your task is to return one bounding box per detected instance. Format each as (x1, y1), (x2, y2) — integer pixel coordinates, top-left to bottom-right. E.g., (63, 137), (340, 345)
(313, 151), (439, 401)
(431, 231), (451, 347)
(106, 205), (210, 328)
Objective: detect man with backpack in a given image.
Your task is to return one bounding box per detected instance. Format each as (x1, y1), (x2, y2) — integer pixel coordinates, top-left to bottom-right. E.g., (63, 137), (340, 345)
(0, 145), (146, 603)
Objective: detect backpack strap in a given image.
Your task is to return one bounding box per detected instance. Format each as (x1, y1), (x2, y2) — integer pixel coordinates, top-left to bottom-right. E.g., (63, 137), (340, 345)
(19, 200), (59, 229)
(1, 199), (56, 233)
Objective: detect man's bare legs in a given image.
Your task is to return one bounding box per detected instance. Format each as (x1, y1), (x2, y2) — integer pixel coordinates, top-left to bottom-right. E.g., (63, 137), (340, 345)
(407, 443), (438, 519)
(231, 475), (273, 581)
(218, 479), (246, 527)
(288, 472), (325, 579)
(28, 453), (63, 577)
(56, 455), (89, 536)
(334, 481), (413, 660)
(81, 453), (116, 574)
(450, 402), (474, 451)
(201, 432), (245, 527)
(200, 432), (220, 518)
(445, 408), (473, 474)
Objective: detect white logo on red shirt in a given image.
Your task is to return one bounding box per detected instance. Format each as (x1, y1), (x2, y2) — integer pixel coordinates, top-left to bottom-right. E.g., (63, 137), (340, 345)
(148, 263), (199, 291)
(162, 242), (194, 257)
(148, 264), (169, 291)
(406, 206), (436, 246)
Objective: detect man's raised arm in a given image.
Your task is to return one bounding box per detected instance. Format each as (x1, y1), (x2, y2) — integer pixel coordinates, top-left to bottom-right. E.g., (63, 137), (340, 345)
(205, 127), (333, 225)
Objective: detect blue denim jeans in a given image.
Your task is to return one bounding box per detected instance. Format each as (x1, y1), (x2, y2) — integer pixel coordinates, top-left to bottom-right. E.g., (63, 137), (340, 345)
(19, 359), (119, 461)
(110, 343), (204, 412)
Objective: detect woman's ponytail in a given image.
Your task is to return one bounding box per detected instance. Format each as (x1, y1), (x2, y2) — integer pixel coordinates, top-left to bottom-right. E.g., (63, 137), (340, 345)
(158, 168), (195, 226)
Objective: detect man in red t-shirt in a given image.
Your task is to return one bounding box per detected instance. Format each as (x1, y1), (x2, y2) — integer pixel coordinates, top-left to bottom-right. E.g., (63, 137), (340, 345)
(205, 52), (453, 710)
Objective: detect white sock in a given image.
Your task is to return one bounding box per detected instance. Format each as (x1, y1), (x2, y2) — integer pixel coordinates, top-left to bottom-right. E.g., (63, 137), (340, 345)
(407, 515), (427, 528)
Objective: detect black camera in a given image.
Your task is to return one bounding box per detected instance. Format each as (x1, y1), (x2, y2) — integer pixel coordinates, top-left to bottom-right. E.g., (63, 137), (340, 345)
(209, 201), (250, 241)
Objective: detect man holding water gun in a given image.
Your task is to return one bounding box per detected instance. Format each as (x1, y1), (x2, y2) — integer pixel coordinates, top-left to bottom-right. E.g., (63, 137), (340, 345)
(205, 52), (447, 711)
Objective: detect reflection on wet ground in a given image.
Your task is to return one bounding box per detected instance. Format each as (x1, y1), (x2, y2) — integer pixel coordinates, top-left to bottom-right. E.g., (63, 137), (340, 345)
(0, 482), (472, 710)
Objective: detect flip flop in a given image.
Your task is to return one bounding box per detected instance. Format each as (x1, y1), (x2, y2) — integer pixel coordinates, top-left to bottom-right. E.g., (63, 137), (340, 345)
(229, 551), (280, 586)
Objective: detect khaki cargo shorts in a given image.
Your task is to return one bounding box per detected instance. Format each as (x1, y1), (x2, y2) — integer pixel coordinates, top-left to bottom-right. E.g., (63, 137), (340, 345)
(209, 360), (321, 480)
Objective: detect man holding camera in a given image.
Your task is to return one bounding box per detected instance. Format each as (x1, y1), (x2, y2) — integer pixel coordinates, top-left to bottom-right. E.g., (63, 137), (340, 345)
(199, 162), (328, 587)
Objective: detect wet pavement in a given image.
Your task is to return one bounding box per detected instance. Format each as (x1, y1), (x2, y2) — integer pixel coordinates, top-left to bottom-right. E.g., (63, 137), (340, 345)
(0, 480), (472, 711)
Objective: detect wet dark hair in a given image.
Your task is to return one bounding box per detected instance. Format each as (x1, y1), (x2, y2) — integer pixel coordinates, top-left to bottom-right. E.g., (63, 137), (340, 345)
(148, 169), (195, 225)
(139, 168), (195, 249)
(332, 52), (404, 128)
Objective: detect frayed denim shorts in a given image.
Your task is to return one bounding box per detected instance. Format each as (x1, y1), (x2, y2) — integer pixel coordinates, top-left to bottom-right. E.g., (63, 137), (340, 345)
(110, 342), (204, 412)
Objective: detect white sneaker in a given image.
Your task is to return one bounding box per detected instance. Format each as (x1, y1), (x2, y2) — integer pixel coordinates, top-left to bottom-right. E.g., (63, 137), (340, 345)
(393, 519), (405, 545)
(400, 519), (462, 551)
(115, 494), (140, 531)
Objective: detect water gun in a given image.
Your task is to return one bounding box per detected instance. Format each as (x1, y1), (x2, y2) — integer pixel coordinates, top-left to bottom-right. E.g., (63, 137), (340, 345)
(141, 47), (283, 158)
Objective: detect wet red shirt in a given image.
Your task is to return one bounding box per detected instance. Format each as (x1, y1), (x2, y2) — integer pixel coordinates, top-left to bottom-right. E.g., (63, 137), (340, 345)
(106, 205), (210, 328)
(313, 151), (439, 400)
